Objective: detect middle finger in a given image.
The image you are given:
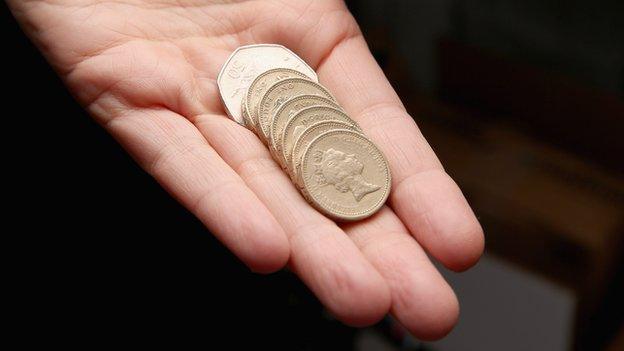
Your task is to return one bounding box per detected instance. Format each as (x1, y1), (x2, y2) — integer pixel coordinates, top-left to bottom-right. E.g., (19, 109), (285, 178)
(194, 113), (391, 326)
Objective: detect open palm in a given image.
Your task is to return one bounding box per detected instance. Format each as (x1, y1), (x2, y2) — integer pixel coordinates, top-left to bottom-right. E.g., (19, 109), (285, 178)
(10, 0), (484, 339)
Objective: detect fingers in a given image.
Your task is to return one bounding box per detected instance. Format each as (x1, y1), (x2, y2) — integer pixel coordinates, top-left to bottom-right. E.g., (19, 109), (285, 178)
(193, 113), (391, 326)
(314, 35), (484, 271)
(103, 107), (290, 273)
(343, 208), (459, 340)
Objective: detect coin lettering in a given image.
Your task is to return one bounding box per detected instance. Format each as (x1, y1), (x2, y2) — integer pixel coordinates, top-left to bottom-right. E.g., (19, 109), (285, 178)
(257, 78), (335, 142)
(300, 130), (390, 221)
(218, 45), (391, 221)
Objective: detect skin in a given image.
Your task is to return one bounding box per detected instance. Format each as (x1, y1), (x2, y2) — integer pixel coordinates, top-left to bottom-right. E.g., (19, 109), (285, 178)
(8, 0), (484, 340)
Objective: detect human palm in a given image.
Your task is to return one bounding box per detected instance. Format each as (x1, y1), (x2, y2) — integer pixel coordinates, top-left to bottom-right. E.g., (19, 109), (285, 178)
(9, 0), (483, 339)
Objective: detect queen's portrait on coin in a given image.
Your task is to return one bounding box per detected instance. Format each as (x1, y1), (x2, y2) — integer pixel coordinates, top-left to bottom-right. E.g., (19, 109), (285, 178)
(313, 148), (381, 202)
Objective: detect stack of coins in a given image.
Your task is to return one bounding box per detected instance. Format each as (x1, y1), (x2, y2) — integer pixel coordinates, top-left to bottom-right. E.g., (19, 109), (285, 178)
(218, 44), (391, 221)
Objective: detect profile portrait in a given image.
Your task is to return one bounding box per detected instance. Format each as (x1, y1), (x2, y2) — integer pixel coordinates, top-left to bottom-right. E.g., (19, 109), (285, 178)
(313, 148), (381, 202)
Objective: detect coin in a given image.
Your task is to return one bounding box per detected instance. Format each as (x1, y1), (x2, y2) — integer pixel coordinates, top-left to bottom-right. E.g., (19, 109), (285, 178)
(280, 106), (360, 168)
(269, 95), (340, 166)
(257, 78), (335, 142)
(244, 68), (311, 133)
(290, 120), (361, 186)
(217, 44), (317, 125)
(241, 100), (253, 128)
(218, 45), (393, 222)
(300, 130), (391, 221)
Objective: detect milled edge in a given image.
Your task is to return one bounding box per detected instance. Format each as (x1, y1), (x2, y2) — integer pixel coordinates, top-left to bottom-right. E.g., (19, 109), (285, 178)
(245, 68), (310, 136)
(292, 121), (359, 185)
(259, 78), (336, 147)
(280, 105), (358, 166)
(270, 95), (340, 153)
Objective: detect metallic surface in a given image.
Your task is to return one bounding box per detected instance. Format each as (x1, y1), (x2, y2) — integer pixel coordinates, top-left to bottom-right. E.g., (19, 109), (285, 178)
(244, 68), (310, 133)
(300, 130), (391, 221)
(281, 106), (358, 167)
(270, 95), (340, 166)
(257, 78), (335, 141)
(290, 120), (360, 185)
(217, 44), (317, 124)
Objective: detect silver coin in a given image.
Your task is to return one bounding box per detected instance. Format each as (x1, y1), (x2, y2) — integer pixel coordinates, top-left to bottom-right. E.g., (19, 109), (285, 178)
(217, 44), (317, 125)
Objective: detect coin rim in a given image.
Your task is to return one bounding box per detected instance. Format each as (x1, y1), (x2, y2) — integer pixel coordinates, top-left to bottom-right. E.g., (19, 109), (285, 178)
(270, 95), (341, 155)
(290, 120), (359, 181)
(280, 106), (359, 168)
(241, 100), (253, 129)
(257, 78), (336, 141)
(300, 129), (391, 221)
(244, 68), (310, 133)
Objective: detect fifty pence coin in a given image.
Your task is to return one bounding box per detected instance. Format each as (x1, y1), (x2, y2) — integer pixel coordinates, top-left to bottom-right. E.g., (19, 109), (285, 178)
(281, 106), (360, 168)
(300, 130), (391, 221)
(257, 78), (335, 142)
(244, 68), (311, 133)
(217, 44), (317, 125)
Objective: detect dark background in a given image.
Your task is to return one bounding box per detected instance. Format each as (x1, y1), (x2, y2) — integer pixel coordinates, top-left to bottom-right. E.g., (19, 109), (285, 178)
(348, 1), (623, 350)
(6, 1), (624, 350)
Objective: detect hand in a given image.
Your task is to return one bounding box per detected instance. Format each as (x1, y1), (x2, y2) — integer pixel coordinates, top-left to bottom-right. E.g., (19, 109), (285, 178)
(9, 0), (483, 339)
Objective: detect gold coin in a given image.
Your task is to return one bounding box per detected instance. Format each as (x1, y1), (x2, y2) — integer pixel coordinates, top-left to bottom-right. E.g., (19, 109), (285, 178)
(244, 68), (310, 133)
(290, 120), (361, 186)
(241, 98), (253, 128)
(217, 44), (317, 124)
(281, 106), (360, 168)
(300, 130), (391, 221)
(257, 78), (335, 142)
(269, 95), (340, 167)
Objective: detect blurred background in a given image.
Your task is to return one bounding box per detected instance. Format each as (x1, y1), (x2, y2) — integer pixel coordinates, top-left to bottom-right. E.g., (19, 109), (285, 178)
(349, 0), (624, 350)
(5, 1), (622, 350)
